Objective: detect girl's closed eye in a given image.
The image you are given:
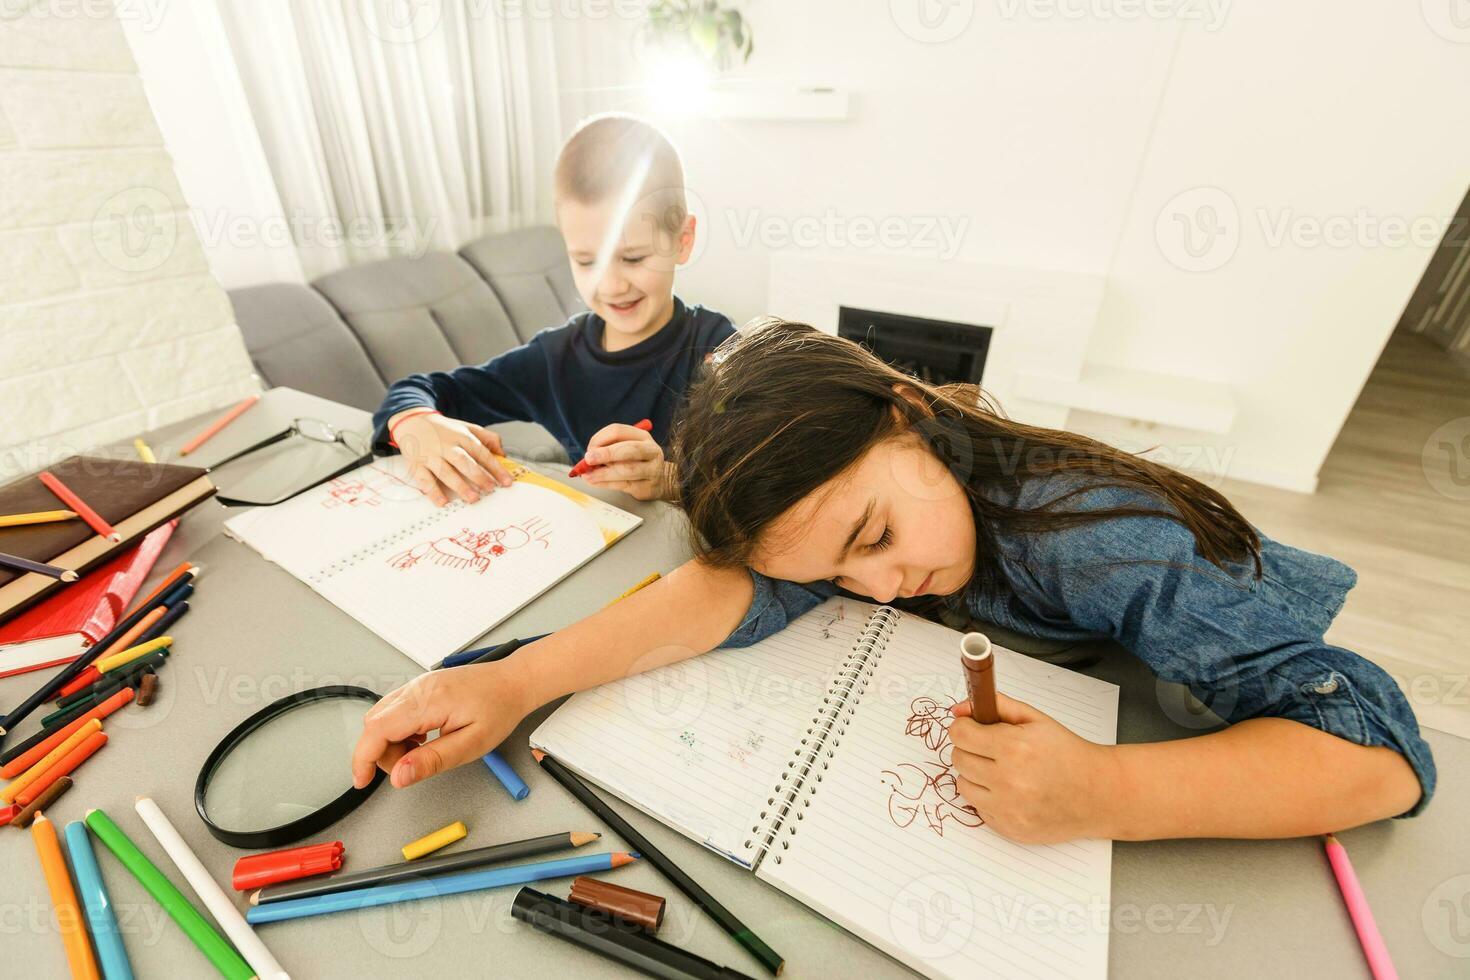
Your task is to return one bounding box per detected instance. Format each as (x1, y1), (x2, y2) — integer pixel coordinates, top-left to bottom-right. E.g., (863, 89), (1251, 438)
(869, 526), (893, 552)
(622, 254), (646, 265)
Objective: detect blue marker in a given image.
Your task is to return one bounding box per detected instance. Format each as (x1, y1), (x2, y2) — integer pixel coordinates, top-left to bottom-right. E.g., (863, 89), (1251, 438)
(64, 820), (135, 980)
(481, 750), (530, 800)
(245, 850), (639, 924)
(437, 633), (549, 670)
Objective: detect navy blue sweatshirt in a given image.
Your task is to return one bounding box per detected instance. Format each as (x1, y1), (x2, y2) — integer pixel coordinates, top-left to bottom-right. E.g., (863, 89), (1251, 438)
(371, 297), (735, 461)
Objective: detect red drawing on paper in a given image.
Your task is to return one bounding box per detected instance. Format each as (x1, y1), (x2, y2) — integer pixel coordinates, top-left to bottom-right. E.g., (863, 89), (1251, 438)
(386, 516), (553, 575)
(321, 463), (421, 509)
(881, 696), (983, 837)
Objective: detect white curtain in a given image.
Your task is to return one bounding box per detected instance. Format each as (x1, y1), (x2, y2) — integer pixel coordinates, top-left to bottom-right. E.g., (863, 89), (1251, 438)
(217, 0), (564, 279)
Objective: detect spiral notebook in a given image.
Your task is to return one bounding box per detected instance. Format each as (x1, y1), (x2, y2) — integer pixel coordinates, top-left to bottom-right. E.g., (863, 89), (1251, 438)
(224, 455), (641, 668)
(530, 597), (1119, 980)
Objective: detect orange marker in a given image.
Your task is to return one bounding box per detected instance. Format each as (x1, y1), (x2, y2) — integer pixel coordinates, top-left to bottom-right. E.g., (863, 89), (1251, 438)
(569, 418), (654, 478)
(31, 813), (101, 980)
(180, 395), (259, 456)
(1, 718), (101, 804)
(39, 471), (120, 543)
(17, 730), (107, 807)
(0, 715), (99, 780)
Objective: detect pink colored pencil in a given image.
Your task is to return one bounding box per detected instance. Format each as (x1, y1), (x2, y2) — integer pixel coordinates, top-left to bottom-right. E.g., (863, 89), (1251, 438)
(1324, 834), (1397, 980)
(39, 471), (120, 542)
(180, 395), (260, 456)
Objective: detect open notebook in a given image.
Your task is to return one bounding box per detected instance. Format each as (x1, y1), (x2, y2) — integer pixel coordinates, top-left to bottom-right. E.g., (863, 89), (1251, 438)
(530, 597), (1119, 980)
(224, 455), (640, 668)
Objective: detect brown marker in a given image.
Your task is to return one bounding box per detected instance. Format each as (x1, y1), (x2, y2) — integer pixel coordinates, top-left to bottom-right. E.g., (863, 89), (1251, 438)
(13, 776), (73, 829)
(137, 672), (159, 707)
(960, 632), (999, 724)
(568, 875), (667, 933)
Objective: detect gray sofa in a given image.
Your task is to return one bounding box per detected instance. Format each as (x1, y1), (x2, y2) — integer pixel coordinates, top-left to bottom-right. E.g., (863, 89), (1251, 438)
(228, 225), (582, 463)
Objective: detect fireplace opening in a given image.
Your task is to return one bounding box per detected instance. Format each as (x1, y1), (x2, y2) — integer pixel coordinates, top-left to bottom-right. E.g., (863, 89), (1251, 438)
(837, 306), (992, 386)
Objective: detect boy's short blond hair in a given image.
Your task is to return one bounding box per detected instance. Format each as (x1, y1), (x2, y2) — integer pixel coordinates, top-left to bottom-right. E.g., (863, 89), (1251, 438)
(554, 113), (687, 236)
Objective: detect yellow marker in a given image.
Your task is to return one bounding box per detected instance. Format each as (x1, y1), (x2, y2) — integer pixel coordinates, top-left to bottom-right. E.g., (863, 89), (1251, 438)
(1, 718), (102, 804)
(402, 821), (467, 861)
(134, 438), (156, 464)
(96, 636), (172, 674)
(605, 572), (661, 608)
(0, 509), (78, 528)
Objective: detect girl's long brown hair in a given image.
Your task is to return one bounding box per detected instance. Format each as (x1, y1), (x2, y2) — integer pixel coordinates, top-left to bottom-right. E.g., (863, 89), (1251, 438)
(672, 319), (1260, 596)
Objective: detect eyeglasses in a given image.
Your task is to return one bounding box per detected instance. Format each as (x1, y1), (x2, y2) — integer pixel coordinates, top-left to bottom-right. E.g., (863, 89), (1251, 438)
(212, 418), (373, 507)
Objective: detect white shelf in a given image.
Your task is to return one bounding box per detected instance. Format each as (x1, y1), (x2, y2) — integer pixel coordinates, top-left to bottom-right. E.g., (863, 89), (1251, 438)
(701, 86), (850, 121)
(1015, 365), (1236, 434)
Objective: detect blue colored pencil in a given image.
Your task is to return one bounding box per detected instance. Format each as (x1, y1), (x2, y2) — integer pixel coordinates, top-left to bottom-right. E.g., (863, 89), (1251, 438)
(245, 851), (638, 924)
(437, 632), (549, 670)
(0, 549), (78, 581)
(64, 820), (136, 980)
(481, 750), (530, 800)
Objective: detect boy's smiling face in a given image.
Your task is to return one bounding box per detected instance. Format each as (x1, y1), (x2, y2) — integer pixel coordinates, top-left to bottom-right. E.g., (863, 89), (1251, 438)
(559, 194), (696, 352)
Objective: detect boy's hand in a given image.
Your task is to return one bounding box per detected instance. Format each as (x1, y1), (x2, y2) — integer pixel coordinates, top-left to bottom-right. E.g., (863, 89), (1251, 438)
(352, 662), (531, 790)
(577, 423), (672, 501)
(948, 693), (1121, 844)
(390, 410), (515, 506)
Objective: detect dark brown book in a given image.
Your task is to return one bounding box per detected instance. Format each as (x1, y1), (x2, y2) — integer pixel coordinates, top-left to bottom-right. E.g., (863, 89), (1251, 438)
(0, 456), (214, 623)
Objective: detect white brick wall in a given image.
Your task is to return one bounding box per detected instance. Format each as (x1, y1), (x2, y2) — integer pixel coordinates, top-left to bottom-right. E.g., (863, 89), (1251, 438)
(0, 4), (260, 481)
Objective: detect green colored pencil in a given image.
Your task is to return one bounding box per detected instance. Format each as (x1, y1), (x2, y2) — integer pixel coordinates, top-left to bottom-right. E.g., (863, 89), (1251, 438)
(84, 808), (255, 980)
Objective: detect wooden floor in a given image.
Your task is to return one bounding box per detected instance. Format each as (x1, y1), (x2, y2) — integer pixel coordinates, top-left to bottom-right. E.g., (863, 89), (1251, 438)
(1220, 330), (1470, 739)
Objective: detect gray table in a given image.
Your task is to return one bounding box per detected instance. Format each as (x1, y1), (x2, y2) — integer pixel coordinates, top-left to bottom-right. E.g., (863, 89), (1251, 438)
(3, 388), (1466, 979)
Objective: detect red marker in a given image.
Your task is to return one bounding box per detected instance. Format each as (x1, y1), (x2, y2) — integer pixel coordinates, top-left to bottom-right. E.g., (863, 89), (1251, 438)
(569, 419), (653, 478)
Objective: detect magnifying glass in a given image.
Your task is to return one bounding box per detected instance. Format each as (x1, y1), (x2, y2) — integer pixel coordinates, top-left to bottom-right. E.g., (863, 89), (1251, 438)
(195, 686), (385, 849)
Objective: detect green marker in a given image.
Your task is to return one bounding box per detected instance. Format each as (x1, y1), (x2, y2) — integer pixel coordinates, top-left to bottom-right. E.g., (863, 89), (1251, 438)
(84, 808), (255, 980)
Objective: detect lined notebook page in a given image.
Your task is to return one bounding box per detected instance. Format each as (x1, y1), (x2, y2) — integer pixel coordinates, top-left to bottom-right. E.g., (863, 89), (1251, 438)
(225, 457), (639, 668)
(529, 597), (873, 865)
(759, 611), (1118, 980)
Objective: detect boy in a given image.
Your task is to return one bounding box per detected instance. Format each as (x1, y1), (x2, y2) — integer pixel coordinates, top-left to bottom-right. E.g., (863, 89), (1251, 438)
(373, 114), (733, 504)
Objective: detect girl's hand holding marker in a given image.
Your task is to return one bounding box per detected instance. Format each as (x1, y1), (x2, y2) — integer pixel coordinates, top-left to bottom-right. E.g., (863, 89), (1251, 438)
(388, 409), (515, 506)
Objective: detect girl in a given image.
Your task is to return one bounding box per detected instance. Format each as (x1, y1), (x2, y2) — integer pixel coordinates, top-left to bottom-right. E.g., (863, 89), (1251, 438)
(352, 320), (1433, 843)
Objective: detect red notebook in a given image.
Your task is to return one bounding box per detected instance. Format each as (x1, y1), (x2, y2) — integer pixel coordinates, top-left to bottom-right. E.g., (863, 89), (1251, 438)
(0, 521), (174, 678)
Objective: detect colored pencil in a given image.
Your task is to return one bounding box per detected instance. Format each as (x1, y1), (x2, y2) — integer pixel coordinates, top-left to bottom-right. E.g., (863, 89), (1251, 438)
(569, 418), (653, 477)
(64, 819), (135, 980)
(0, 549), (79, 582)
(0, 690), (130, 769)
(253, 831), (602, 906)
(246, 851), (638, 925)
(58, 636), (172, 699)
(39, 471), (119, 543)
(32, 813), (101, 980)
(1325, 834), (1397, 980)
(2, 715), (100, 779)
(180, 395), (259, 456)
(0, 509), (77, 528)
(135, 796), (288, 980)
(35, 688), (132, 746)
(18, 730), (107, 807)
(533, 749), (785, 976)
(1, 718), (101, 803)
(605, 571), (661, 607)
(133, 438), (156, 464)
(513, 886), (755, 980)
(134, 595), (189, 644)
(56, 655), (166, 710)
(122, 562), (195, 620)
(13, 776), (73, 829)
(481, 750), (530, 800)
(0, 802), (18, 826)
(84, 808), (256, 980)
(402, 820), (467, 861)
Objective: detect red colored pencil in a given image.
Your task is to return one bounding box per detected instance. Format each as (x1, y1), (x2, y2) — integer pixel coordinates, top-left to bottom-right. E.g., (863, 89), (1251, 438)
(39, 471), (120, 543)
(16, 730), (107, 806)
(180, 395), (259, 456)
(569, 419), (654, 478)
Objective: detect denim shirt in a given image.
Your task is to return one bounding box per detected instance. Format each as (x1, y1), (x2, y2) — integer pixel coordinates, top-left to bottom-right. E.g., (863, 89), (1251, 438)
(720, 480), (1436, 818)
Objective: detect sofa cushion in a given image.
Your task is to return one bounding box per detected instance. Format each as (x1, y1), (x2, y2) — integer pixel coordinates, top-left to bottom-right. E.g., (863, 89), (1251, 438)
(459, 226), (583, 342)
(311, 253), (521, 381)
(229, 283), (387, 412)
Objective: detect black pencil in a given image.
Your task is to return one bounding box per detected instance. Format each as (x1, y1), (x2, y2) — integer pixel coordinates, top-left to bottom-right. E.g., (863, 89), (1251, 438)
(532, 749), (784, 976)
(251, 830), (603, 905)
(512, 886), (757, 980)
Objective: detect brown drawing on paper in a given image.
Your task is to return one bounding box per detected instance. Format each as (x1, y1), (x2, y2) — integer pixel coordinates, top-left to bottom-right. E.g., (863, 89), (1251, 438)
(386, 516), (553, 575)
(321, 463), (421, 509)
(881, 696), (983, 837)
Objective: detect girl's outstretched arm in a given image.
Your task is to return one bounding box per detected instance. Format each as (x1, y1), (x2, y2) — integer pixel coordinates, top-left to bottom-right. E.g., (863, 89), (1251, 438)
(351, 559), (752, 789)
